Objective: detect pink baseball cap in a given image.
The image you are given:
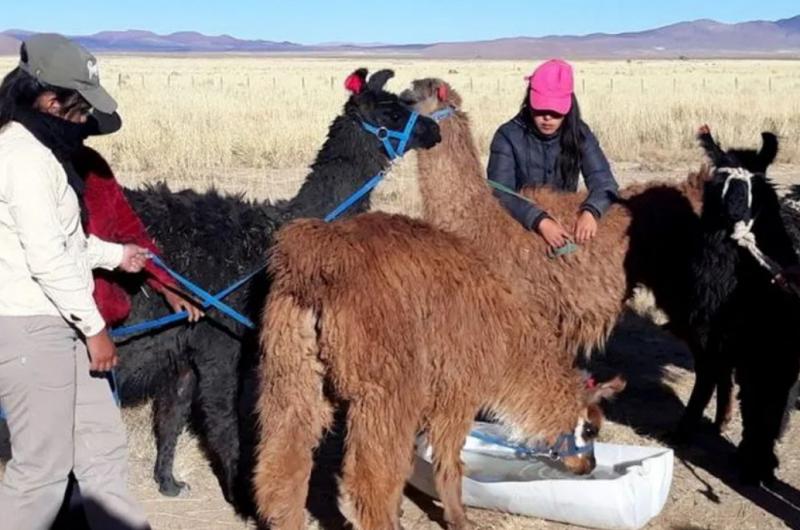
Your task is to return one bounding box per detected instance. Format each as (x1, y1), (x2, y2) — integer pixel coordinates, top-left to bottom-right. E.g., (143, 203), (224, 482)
(528, 59), (574, 115)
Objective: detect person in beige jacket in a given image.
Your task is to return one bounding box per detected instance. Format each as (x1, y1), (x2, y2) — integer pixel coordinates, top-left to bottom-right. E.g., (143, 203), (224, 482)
(0, 34), (151, 529)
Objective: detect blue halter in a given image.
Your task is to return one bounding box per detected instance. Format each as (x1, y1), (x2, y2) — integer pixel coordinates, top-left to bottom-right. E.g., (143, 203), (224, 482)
(468, 429), (594, 460)
(431, 106), (456, 122)
(361, 111), (420, 160)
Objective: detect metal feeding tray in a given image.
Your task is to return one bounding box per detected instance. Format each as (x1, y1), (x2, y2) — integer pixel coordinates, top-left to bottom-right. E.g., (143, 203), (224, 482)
(408, 422), (674, 530)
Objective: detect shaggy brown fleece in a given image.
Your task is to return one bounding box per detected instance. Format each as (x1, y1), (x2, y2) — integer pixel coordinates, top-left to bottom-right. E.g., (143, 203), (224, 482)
(405, 79), (705, 359)
(254, 212), (623, 530)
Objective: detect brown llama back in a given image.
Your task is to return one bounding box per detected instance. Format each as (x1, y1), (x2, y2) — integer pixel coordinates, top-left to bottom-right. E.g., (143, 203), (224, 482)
(256, 212), (621, 530)
(405, 78), (706, 357)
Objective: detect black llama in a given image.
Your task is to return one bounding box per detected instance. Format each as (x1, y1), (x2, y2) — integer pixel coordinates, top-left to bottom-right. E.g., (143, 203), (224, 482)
(683, 127), (800, 484)
(67, 68), (439, 502)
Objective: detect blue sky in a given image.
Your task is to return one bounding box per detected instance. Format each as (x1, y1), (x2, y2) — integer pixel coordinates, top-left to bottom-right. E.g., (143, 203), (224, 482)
(4, 1), (799, 44)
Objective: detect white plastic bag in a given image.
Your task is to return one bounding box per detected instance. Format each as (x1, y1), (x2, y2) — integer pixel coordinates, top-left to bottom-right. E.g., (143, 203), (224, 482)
(407, 422), (673, 530)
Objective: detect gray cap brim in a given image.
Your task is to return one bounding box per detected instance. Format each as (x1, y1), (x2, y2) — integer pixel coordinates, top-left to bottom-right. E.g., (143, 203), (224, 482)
(78, 84), (117, 114)
(85, 111), (122, 136)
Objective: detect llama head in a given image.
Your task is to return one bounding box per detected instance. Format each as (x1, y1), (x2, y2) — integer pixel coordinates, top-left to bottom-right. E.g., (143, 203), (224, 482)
(697, 126), (779, 229)
(559, 375), (627, 475)
(400, 78), (463, 115)
(343, 68), (441, 154)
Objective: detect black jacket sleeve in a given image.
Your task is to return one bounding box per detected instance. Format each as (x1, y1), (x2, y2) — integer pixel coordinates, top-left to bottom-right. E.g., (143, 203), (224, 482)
(579, 125), (619, 218)
(487, 128), (547, 230)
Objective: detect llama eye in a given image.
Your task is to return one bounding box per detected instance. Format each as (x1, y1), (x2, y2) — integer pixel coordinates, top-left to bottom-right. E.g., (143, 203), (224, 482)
(583, 422), (599, 439)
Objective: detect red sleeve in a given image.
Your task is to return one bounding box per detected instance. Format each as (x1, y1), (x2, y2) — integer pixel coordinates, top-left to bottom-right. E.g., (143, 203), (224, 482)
(78, 148), (177, 291)
(110, 187), (177, 291)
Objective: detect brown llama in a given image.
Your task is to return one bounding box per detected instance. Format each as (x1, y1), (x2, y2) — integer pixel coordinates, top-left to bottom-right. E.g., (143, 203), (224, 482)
(254, 212), (625, 530)
(401, 79), (705, 361)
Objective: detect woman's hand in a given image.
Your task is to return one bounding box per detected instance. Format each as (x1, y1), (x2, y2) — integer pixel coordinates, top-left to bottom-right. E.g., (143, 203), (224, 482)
(574, 210), (598, 244)
(119, 244), (149, 273)
(163, 288), (205, 323)
(86, 328), (118, 372)
(537, 218), (571, 249)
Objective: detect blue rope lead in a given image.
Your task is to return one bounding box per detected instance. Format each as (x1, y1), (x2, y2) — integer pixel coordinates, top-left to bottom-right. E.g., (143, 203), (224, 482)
(468, 428), (594, 459)
(324, 172), (385, 222)
(109, 266), (263, 339)
(148, 254), (255, 329)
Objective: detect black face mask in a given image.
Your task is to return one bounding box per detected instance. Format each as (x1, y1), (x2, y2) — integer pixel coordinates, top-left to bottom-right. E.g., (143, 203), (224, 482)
(13, 107), (90, 226)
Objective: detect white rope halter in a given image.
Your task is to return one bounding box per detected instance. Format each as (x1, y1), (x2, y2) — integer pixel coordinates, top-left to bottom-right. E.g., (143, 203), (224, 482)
(730, 219), (780, 274)
(722, 168), (800, 297)
(719, 166), (753, 209)
(719, 166), (779, 274)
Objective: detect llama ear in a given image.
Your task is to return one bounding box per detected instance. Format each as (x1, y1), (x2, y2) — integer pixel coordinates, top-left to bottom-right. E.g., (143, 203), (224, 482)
(758, 132), (778, 169)
(367, 69), (394, 92)
(697, 125), (726, 166)
(588, 375), (626, 404)
(345, 68), (368, 94)
(436, 83), (449, 102)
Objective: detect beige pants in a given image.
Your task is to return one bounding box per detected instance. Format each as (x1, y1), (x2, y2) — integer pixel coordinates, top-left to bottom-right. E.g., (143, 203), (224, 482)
(0, 316), (149, 530)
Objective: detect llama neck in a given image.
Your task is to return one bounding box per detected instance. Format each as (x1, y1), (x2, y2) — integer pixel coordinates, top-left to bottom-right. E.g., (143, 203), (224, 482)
(691, 229), (740, 316)
(416, 112), (523, 254)
(488, 333), (585, 445)
(474, 320), (584, 443)
(284, 115), (387, 220)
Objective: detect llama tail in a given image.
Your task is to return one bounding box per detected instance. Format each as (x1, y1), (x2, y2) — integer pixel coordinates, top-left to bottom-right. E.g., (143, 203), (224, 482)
(253, 292), (334, 529)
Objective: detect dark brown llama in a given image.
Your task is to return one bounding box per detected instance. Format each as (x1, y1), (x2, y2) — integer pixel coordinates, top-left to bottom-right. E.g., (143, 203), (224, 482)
(254, 213), (624, 530)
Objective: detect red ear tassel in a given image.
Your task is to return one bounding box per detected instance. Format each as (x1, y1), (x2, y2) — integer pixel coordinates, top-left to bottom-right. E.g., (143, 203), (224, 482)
(345, 73), (365, 94)
(436, 84), (448, 102)
(585, 377), (597, 389)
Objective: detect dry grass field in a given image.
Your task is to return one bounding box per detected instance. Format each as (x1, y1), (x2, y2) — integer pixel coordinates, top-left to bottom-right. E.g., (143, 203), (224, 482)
(0, 55), (799, 529)
(2, 55), (799, 182)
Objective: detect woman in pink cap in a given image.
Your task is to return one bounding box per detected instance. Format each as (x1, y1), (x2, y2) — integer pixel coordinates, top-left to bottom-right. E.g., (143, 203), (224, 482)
(488, 59), (618, 249)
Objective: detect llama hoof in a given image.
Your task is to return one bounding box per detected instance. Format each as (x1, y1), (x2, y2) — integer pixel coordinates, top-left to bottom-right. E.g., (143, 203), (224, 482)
(220, 470), (238, 504)
(737, 452), (778, 487)
(446, 517), (475, 530)
(738, 467), (762, 487)
(158, 478), (191, 497)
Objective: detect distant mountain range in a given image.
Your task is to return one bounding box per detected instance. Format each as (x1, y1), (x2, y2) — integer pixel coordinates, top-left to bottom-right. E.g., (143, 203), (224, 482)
(2, 15), (800, 58)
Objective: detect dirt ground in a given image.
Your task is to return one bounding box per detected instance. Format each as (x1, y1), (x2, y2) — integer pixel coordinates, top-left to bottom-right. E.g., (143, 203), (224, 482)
(4, 164), (800, 529)
(124, 314), (800, 530)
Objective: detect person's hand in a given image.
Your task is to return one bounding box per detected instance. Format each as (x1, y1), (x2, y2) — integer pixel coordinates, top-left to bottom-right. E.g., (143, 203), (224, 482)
(119, 244), (149, 273)
(86, 328), (118, 372)
(537, 217), (571, 249)
(574, 210), (598, 244)
(163, 288), (205, 323)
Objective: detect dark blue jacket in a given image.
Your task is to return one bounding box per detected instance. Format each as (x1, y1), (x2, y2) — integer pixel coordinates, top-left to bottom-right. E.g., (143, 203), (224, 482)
(487, 112), (619, 230)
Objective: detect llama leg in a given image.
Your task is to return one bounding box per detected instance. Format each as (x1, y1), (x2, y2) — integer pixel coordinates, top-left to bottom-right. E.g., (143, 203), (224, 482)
(254, 298), (334, 530)
(427, 413), (474, 530)
(194, 346), (241, 503)
(339, 398), (417, 530)
(677, 356), (717, 437)
(714, 364), (734, 433)
(737, 366), (795, 485)
(153, 367), (196, 496)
